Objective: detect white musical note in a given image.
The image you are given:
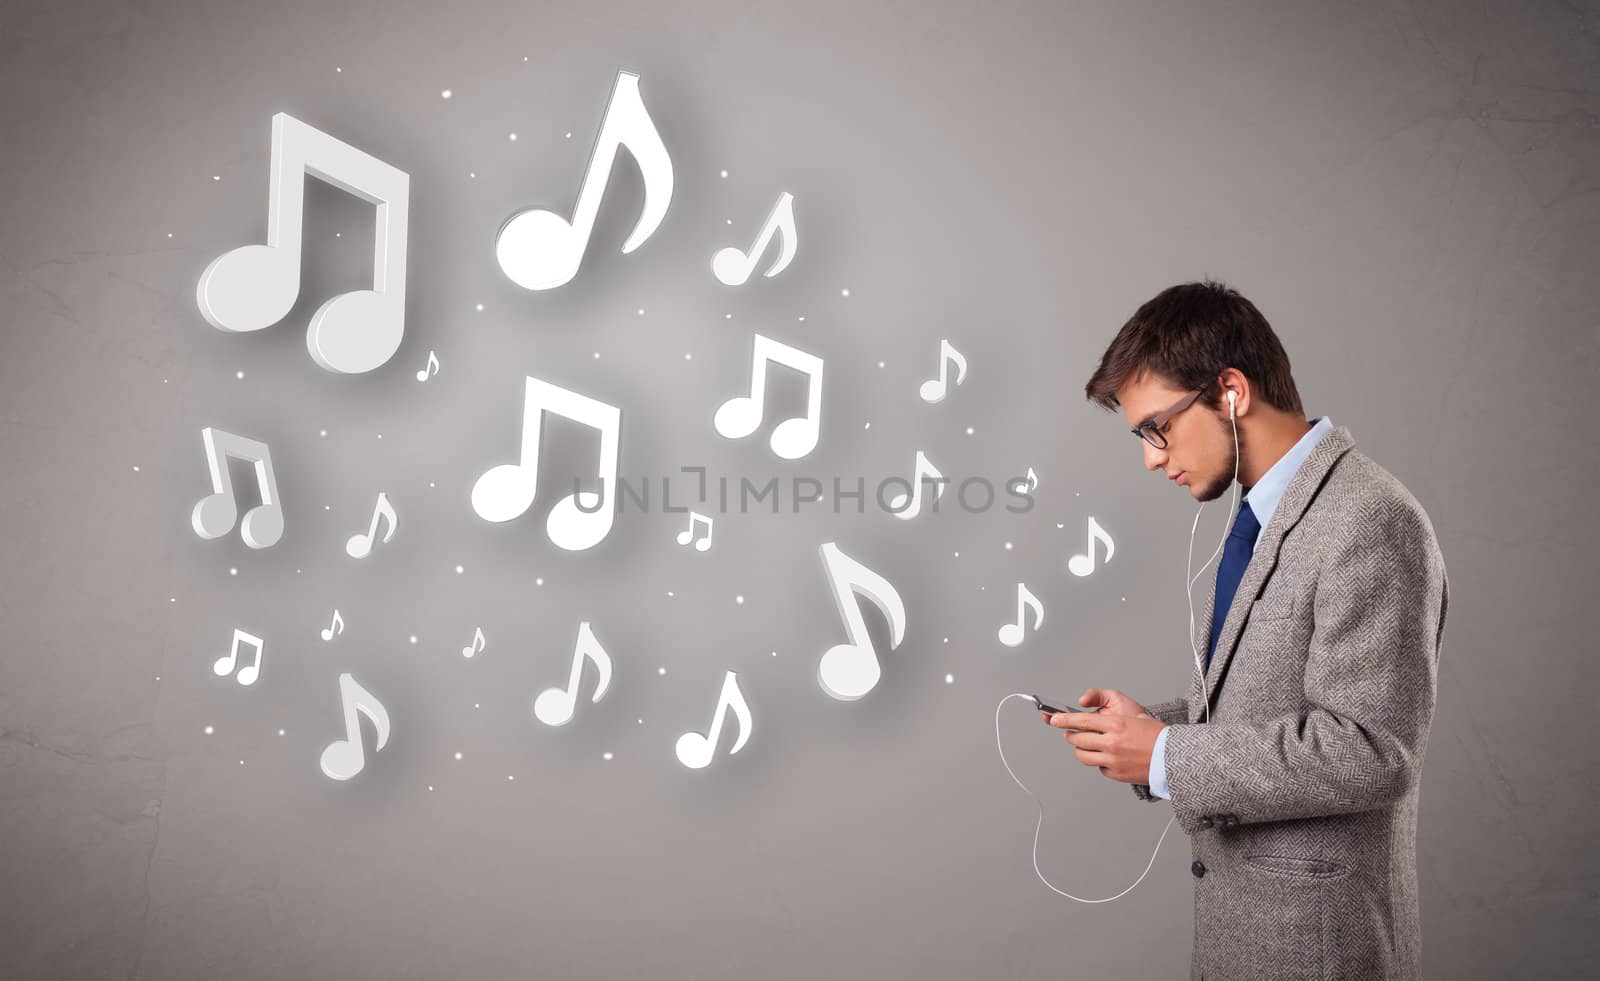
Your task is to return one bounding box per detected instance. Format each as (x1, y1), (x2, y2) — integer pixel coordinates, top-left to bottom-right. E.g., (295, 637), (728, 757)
(196, 112), (410, 374)
(319, 673), (391, 781)
(471, 376), (623, 552)
(415, 350), (439, 382)
(345, 491), (397, 558)
(1010, 467), (1039, 495)
(997, 583), (1045, 648)
(533, 621), (614, 726)
(918, 338), (968, 403)
(461, 626), (486, 659)
(496, 70), (673, 291)
(712, 191), (797, 286)
(675, 511), (714, 551)
(320, 609), (344, 641)
(1067, 516), (1115, 577)
(191, 427), (285, 549)
(675, 670), (752, 769)
(213, 628), (264, 686)
(886, 450), (945, 520)
(816, 542), (907, 701)
(714, 334), (824, 460)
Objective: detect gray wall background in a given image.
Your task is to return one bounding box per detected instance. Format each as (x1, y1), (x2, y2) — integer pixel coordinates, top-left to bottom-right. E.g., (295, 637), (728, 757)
(2, 0), (1596, 977)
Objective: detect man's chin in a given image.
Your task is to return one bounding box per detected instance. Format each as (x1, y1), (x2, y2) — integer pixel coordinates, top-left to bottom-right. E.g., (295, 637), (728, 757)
(1193, 475), (1233, 503)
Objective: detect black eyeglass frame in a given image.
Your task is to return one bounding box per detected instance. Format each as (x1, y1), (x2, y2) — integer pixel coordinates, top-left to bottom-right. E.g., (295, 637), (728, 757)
(1132, 387), (1209, 449)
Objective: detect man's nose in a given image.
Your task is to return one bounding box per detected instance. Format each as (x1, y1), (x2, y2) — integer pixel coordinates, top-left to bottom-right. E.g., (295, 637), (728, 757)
(1143, 439), (1167, 471)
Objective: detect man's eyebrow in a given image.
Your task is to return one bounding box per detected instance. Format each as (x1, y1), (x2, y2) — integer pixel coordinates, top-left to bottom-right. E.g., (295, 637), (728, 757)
(1133, 409), (1158, 428)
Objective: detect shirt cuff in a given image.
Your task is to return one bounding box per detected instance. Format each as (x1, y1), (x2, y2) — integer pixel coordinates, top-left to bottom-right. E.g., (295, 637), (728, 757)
(1148, 725), (1172, 800)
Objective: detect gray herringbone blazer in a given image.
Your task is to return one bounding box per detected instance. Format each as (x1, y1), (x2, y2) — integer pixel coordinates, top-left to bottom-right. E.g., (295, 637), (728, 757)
(1130, 425), (1448, 980)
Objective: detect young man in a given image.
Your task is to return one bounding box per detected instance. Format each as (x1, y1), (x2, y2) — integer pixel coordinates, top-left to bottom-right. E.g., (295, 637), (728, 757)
(1044, 281), (1449, 980)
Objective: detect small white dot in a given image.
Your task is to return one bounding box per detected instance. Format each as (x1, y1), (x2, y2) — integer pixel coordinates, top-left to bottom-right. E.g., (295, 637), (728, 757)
(229, 567), (237, 576)
(1122, 596), (1127, 602)
(666, 591), (674, 597)
(684, 352), (692, 360)
(797, 316), (806, 321)
(864, 422), (871, 430)
(945, 673), (955, 684)
(507, 774), (514, 781)
(169, 597), (175, 603)
(638, 718), (643, 724)
(335, 66), (342, 72)
(508, 132), (517, 141)
(720, 169), (728, 178)
(320, 429), (327, 437)
(212, 174), (221, 181)
(440, 88), (452, 99)
(724, 312), (732, 319)
(943, 637), (949, 643)
(603, 752), (614, 761)
(735, 595), (744, 604)
(523, 56), (529, 62)
(239, 759), (245, 765)
(132, 465), (140, 472)
(726, 218), (733, 225)
(235, 370), (244, 379)
(334, 232), (341, 238)
(376, 433), (382, 440)
(535, 577), (544, 586)
(203, 725), (214, 735)
(469, 171), (476, 178)
(966, 427), (975, 435)
(428, 785), (434, 791)
(877, 361), (885, 368)
(429, 482), (436, 488)
(455, 565), (464, 574)
(593, 351), (600, 359)
(1075, 492), (1081, 497)
(564, 131), (571, 138)
(1057, 522), (1065, 529)
(1004, 542), (1013, 550)
(324, 505), (330, 511)
(954, 551), (960, 558)
(658, 667), (666, 675)
(278, 729), (285, 736)
(454, 752), (462, 760)
(154, 675), (161, 681)
(475, 303), (484, 312)
(409, 635), (418, 644)
(840, 288), (850, 297)
(637, 308), (645, 315)
(771, 650), (778, 657)
(474, 703), (480, 709)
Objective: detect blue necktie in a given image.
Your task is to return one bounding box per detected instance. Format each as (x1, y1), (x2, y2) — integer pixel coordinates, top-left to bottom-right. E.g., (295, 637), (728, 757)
(1207, 499), (1261, 672)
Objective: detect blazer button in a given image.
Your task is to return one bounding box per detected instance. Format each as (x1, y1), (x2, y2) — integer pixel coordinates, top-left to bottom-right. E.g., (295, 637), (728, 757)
(1224, 815), (1239, 827)
(1191, 860), (1206, 878)
(1199, 817), (1214, 828)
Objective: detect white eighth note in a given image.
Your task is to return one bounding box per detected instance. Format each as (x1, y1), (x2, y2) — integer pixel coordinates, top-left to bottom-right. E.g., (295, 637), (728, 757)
(462, 626), (486, 659)
(214, 628), (264, 686)
(918, 339), (968, 403)
(319, 673), (391, 781)
(415, 350), (439, 382)
(196, 112), (410, 374)
(1067, 516), (1115, 577)
(675, 670), (752, 769)
(320, 609), (344, 641)
(534, 621), (613, 726)
(712, 192), (797, 286)
(714, 333), (824, 460)
(886, 450), (945, 520)
(997, 583), (1045, 648)
(345, 491), (397, 558)
(816, 542), (907, 701)
(496, 70), (673, 291)
(471, 375), (622, 552)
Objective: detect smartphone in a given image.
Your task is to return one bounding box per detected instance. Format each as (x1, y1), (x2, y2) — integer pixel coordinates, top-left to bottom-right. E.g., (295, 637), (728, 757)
(1031, 695), (1101, 717)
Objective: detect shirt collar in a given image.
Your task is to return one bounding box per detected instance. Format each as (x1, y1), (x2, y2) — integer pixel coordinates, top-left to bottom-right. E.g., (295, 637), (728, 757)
(1244, 416), (1334, 547)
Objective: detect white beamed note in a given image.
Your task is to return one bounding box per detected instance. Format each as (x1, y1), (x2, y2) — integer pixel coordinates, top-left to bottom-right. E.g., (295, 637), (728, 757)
(319, 673), (391, 781)
(533, 621), (614, 726)
(886, 450), (945, 520)
(816, 542), (907, 701)
(213, 628), (265, 686)
(196, 112), (410, 374)
(713, 333), (824, 460)
(918, 338), (968, 403)
(471, 376), (622, 551)
(191, 427), (285, 549)
(674, 670), (752, 769)
(496, 70), (674, 291)
(997, 582), (1045, 648)
(712, 191), (797, 286)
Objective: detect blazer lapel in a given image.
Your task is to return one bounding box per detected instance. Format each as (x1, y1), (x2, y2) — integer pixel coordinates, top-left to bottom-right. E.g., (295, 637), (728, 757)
(1188, 425), (1357, 723)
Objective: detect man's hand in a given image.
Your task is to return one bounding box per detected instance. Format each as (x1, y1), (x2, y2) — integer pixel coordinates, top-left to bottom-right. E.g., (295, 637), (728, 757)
(1041, 688), (1167, 785)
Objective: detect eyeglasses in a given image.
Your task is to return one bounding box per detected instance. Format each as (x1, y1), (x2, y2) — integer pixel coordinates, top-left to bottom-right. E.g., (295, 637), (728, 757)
(1131, 389), (1205, 449)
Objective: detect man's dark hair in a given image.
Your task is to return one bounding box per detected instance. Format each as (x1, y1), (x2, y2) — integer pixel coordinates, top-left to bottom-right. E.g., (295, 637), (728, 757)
(1084, 280), (1304, 416)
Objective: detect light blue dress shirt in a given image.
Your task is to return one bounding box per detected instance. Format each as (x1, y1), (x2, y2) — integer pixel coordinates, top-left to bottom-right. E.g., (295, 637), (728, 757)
(1146, 416), (1334, 799)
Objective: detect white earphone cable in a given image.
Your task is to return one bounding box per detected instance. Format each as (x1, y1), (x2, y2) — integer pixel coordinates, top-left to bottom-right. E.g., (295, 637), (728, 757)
(994, 389), (1240, 900)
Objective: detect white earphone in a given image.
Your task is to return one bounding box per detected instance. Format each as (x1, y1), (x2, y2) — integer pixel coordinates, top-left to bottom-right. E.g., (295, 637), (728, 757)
(995, 380), (1244, 903)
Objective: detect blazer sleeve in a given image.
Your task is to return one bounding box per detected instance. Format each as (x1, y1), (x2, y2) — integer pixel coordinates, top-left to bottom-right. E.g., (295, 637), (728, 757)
(1158, 495), (1447, 831)
(1130, 695), (1190, 801)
